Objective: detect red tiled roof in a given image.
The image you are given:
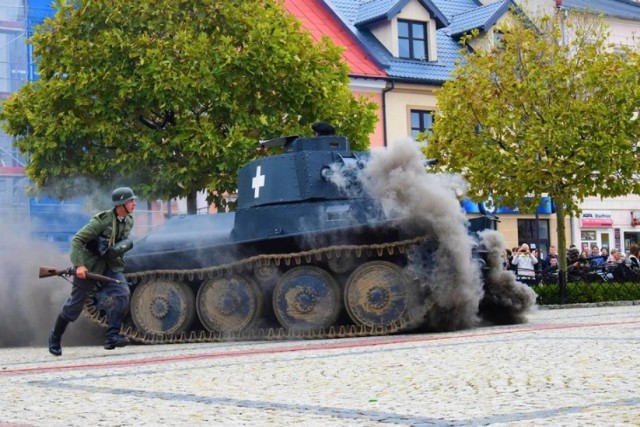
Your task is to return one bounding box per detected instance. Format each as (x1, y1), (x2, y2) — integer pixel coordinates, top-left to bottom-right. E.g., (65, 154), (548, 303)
(283, 0), (386, 77)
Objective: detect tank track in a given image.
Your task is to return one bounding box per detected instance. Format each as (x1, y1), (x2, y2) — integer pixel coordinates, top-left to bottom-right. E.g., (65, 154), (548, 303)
(83, 237), (426, 345)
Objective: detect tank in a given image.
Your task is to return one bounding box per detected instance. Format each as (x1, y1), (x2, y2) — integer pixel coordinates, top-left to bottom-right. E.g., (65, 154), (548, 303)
(86, 133), (534, 343)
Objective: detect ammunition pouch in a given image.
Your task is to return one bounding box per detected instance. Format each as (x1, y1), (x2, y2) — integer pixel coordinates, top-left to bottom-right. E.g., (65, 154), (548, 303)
(106, 238), (134, 259)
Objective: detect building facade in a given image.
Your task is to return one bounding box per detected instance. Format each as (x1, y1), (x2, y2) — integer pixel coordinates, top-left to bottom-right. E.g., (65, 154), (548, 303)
(552, 0), (640, 254)
(286, 0), (640, 255)
(0, 0), (55, 238)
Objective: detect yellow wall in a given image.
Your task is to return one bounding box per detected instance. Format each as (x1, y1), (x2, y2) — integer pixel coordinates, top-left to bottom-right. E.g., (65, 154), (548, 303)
(385, 83), (439, 144)
(492, 214), (572, 252)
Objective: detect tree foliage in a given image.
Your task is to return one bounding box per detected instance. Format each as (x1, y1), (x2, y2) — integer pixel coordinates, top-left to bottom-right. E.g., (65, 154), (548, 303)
(425, 11), (640, 273)
(1, 0), (377, 212)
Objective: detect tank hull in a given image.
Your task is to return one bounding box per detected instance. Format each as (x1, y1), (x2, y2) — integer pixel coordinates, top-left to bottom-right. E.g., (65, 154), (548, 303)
(126, 198), (413, 272)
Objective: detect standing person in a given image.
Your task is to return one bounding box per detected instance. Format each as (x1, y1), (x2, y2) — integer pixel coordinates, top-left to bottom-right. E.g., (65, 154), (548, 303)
(511, 243), (538, 280)
(312, 121), (336, 136)
(627, 244), (640, 269)
(542, 245), (558, 269)
(503, 248), (513, 270)
(48, 187), (137, 356)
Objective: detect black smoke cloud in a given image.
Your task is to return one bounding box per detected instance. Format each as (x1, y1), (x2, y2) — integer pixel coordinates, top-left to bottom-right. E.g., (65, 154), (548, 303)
(477, 229), (538, 324)
(331, 138), (536, 331)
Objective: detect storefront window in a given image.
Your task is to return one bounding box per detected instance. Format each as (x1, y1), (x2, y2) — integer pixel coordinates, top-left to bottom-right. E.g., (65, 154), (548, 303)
(517, 219), (550, 254)
(581, 230), (597, 252)
(623, 231), (640, 253)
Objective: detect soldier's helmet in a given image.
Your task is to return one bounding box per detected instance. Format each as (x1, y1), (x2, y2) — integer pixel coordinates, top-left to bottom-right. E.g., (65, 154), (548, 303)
(112, 187), (137, 206)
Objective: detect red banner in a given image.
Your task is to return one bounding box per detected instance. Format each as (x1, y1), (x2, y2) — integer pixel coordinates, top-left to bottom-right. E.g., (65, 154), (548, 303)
(581, 218), (613, 228)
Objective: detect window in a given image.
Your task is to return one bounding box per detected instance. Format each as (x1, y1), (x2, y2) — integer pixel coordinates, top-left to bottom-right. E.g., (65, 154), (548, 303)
(0, 29), (27, 93)
(398, 20), (427, 60)
(410, 110), (434, 139)
(624, 231), (640, 253)
(581, 230), (597, 252)
(518, 219), (550, 255)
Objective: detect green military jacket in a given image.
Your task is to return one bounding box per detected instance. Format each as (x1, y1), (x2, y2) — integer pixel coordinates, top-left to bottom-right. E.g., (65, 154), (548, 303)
(70, 209), (135, 274)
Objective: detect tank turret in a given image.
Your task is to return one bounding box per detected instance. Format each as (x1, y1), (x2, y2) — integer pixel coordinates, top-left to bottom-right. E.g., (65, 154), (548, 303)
(232, 135), (379, 241)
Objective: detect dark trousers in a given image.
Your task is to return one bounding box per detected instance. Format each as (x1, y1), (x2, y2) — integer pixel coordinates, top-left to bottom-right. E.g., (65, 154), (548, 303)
(59, 269), (130, 337)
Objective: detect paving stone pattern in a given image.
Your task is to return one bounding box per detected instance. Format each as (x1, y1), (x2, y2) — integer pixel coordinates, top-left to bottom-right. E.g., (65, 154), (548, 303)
(1, 304), (639, 426)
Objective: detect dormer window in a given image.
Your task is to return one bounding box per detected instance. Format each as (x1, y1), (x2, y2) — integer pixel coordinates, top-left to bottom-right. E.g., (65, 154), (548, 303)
(398, 19), (427, 60)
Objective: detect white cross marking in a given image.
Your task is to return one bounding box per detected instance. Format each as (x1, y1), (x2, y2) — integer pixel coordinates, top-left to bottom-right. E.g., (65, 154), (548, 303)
(252, 165), (265, 198)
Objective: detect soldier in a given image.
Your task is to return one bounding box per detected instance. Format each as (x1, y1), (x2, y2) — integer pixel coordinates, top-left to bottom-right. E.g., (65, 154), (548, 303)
(312, 121), (335, 136)
(48, 187), (137, 356)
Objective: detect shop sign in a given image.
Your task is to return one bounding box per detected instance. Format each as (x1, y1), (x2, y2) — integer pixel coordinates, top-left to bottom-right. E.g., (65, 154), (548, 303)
(632, 211), (640, 227)
(461, 196), (553, 214)
(581, 211), (613, 228)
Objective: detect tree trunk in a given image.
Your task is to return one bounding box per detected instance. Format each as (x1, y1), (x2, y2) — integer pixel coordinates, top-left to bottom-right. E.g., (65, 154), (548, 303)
(556, 202), (568, 304)
(186, 191), (197, 215)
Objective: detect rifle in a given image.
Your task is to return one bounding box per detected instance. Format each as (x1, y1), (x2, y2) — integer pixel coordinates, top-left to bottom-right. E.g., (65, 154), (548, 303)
(38, 266), (130, 285)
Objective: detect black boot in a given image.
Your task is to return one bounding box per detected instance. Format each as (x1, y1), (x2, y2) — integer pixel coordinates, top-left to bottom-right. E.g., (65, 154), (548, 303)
(104, 327), (129, 350)
(48, 315), (68, 357)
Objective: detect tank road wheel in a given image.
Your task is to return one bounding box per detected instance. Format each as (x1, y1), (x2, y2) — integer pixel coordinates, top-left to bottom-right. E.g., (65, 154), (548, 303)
(273, 266), (342, 332)
(131, 280), (196, 336)
(344, 261), (419, 329)
(196, 274), (263, 334)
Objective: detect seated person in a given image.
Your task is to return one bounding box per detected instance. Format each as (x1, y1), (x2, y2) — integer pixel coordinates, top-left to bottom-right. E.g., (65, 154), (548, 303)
(541, 257), (559, 284)
(590, 245), (606, 266)
(606, 248), (624, 265)
(567, 248), (589, 281)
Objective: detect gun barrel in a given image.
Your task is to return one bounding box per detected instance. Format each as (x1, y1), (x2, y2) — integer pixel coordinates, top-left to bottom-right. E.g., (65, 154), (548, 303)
(86, 272), (126, 284)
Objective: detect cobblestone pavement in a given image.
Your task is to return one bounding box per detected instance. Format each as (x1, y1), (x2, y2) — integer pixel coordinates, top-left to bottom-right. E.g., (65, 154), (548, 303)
(1, 304), (639, 427)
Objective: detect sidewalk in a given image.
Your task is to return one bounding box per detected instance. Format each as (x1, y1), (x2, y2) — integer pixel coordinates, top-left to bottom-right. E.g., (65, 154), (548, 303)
(1, 304), (639, 426)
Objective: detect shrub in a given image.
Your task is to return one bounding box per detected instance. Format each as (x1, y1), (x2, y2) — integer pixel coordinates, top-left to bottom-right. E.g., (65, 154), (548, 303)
(531, 281), (640, 305)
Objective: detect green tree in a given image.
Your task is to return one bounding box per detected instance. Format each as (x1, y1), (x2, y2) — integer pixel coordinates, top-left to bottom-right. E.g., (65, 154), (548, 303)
(1, 0), (377, 213)
(425, 12), (640, 285)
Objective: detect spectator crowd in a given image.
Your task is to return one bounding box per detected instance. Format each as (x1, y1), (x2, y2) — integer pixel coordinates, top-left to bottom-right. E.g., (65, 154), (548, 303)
(503, 242), (640, 285)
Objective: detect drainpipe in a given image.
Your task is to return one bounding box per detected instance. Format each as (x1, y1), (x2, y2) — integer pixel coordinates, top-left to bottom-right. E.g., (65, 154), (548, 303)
(381, 80), (395, 147)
